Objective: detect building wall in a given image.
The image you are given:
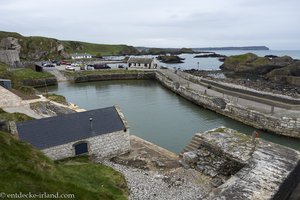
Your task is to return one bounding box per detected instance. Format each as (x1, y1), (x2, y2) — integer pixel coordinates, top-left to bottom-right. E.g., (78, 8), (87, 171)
(42, 130), (130, 160)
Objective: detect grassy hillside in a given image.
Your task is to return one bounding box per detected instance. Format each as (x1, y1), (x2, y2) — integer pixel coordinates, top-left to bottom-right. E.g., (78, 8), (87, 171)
(62, 41), (138, 56)
(0, 31), (139, 60)
(0, 130), (128, 200)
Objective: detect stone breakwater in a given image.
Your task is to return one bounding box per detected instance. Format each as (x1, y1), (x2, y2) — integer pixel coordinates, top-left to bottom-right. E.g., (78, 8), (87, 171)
(22, 77), (58, 87)
(181, 128), (300, 200)
(155, 70), (300, 138)
(74, 71), (156, 83)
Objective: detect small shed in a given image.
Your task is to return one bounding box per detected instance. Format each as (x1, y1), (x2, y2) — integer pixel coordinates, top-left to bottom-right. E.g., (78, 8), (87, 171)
(0, 79), (12, 90)
(35, 62), (43, 72)
(16, 106), (130, 160)
(127, 57), (157, 69)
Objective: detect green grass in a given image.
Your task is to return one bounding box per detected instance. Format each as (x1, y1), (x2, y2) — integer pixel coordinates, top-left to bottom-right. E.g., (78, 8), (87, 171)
(47, 94), (68, 105)
(0, 31), (139, 59)
(11, 68), (54, 81)
(0, 131), (128, 200)
(0, 108), (33, 123)
(225, 53), (258, 65)
(62, 41), (139, 56)
(252, 57), (270, 65)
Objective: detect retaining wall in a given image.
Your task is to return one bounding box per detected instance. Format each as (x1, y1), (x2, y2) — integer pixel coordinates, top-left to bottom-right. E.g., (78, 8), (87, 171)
(74, 71), (156, 83)
(22, 78), (58, 87)
(155, 71), (300, 138)
(176, 70), (300, 107)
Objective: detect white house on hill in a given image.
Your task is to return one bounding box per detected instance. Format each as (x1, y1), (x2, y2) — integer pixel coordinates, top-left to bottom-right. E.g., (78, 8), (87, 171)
(127, 57), (158, 69)
(71, 53), (92, 60)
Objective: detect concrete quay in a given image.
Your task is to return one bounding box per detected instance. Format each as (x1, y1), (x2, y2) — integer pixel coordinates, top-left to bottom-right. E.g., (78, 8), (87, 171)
(155, 69), (300, 138)
(181, 127), (300, 200)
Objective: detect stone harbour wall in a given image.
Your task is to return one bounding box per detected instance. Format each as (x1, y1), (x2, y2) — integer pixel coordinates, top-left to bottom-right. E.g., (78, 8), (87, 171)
(181, 128), (300, 200)
(74, 71), (156, 83)
(42, 130), (130, 160)
(176, 70), (300, 106)
(155, 71), (300, 138)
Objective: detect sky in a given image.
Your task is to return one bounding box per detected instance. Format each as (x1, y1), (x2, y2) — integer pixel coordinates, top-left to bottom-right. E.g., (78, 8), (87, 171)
(0, 0), (299, 50)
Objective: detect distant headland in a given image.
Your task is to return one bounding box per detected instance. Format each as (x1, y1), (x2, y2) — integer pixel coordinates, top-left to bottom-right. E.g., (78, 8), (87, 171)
(193, 46), (269, 51)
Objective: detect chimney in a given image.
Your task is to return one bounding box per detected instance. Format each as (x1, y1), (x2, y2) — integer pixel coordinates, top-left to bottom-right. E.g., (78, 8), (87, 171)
(89, 118), (93, 131)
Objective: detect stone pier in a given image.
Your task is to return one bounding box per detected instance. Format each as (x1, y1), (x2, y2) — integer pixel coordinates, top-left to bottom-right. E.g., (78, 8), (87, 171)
(180, 127), (300, 200)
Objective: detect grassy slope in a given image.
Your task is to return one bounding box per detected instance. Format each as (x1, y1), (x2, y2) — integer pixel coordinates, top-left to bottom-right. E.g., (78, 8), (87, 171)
(62, 41), (138, 56)
(0, 131), (128, 200)
(0, 62), (54, 92)
(0, 31), (139, 58)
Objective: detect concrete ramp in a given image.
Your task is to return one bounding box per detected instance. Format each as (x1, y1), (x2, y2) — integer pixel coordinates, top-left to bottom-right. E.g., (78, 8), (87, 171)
(47, 69), (67, 82)
(0, 86), (23, 108)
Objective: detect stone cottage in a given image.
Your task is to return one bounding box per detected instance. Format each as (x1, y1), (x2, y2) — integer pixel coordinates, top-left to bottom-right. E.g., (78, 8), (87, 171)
(16, 106), (130, 160)
(127, 57), (158, 69)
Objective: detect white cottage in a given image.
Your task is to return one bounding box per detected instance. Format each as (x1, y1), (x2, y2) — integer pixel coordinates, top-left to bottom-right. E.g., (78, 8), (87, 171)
(70, 53), (92, 60)
(127, 57), (157, 69)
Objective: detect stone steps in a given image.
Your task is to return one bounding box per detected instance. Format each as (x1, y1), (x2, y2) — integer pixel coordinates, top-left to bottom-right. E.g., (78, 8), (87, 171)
(180, 134), (202, 157)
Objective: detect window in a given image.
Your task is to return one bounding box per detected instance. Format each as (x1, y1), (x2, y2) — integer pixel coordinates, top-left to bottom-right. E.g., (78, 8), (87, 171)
(74, 142), (88, 155)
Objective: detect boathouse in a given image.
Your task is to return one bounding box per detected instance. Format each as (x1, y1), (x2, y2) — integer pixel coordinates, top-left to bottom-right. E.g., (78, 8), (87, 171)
(127, 57), (158, 69)
(16, 106), (130, 160)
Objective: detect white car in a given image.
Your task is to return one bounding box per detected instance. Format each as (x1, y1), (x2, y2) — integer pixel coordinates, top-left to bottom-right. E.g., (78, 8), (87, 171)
(65, 66), (75, 71)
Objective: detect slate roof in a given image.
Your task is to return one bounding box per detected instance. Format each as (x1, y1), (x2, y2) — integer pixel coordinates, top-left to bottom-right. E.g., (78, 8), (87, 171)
(127, 57), (153, 64)
(17, 106), (126, 150)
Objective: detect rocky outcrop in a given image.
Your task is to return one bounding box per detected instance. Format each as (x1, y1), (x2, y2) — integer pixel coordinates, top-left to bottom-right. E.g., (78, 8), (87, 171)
(30, 101), (76, 117)
(0, 37), (22, 67)
(266, 61), (300, 86)
(220, 53), (294, 74)
(157, 55), (184, 63)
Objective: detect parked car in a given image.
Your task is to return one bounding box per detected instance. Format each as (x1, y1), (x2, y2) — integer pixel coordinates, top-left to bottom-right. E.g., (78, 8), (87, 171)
(93, 64), (111, 69)
(65, 66), (75, 71)
(44, 64), (55, 67)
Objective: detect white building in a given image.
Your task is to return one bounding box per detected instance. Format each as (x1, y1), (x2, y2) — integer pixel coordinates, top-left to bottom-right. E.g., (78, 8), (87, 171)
(70, 53), (92, 60)
(127, 57), (158, 69)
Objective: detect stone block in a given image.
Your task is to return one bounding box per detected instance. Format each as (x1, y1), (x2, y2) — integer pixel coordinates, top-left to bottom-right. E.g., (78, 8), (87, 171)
(182, 151), (198, 165)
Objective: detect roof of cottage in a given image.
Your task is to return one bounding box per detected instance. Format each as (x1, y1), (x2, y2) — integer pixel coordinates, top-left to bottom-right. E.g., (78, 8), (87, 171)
(17, 106), (126, 149)
(127, 57), (153, 64)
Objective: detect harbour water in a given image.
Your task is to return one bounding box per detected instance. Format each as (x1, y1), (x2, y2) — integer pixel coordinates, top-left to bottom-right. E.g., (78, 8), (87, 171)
(48, 80), (300, 153)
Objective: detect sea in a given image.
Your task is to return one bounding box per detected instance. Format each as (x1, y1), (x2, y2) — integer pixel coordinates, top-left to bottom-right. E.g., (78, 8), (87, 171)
(106, 50), (300, 71)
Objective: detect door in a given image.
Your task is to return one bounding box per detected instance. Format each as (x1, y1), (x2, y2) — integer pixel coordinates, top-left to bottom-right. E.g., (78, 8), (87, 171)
(74, 142), (88, 155)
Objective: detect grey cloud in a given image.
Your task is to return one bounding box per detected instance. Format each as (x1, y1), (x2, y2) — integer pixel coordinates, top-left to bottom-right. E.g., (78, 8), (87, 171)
(0, 0), (299, 49)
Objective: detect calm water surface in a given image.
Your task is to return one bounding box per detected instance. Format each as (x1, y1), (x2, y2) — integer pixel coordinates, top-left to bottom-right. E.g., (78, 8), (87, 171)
(108, 50), (300, 70)
(48, 80), (300, 153)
